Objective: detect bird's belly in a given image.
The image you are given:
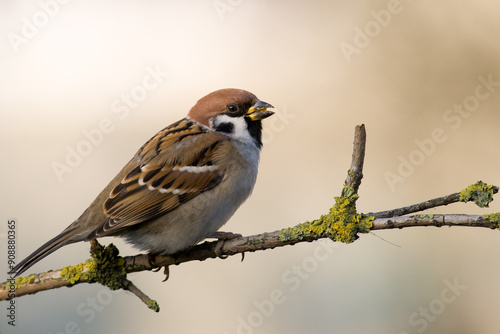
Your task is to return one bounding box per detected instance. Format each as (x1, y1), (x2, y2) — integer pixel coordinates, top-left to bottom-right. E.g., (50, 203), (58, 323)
(122, 157), (258, 254)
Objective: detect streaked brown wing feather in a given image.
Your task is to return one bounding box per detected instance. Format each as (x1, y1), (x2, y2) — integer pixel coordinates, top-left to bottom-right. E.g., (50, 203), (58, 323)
(94, 119), (227, 237)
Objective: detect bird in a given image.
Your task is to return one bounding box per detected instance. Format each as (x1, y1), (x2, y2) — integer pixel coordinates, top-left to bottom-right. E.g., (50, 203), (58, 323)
(9, 88), (274, 277)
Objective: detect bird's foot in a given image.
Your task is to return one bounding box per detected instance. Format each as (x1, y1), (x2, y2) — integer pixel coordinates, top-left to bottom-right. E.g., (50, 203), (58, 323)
(147, 253), (161, 271)
(208, 231), (242, 259)
(147, 253), (170, 281)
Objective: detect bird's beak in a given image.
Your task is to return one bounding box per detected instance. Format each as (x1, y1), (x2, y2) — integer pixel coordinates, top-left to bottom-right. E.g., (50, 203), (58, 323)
(247, 100), (275, 121)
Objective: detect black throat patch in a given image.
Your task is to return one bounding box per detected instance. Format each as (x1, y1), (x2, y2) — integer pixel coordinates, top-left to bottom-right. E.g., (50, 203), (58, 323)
(245, 118), (263, 149)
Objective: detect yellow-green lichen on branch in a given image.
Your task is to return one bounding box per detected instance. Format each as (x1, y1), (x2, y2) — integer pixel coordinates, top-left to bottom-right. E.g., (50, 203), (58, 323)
(280, 186), (373, 243)
(60, 261), (91, 285)
(60, 243), (126, 290)
(85, 243), (126, 290)
(459, 181), (494, 208)
(485, 212), (500, 229)
(147, 300), (160, 312)
(1, 274), (37, 290)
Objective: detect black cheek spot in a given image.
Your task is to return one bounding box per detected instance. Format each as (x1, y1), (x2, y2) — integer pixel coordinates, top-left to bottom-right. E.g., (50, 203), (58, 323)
(215, 122), (234, 134)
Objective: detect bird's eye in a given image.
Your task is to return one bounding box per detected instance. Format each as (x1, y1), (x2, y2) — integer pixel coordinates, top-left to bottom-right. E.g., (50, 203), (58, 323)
(226, 104), (238, 113)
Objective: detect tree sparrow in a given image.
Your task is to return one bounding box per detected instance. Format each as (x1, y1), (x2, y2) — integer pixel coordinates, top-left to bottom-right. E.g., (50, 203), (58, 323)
(9, 88), (274, 277)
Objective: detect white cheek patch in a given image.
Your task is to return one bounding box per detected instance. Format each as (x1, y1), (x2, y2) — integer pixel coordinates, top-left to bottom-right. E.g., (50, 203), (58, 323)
(211, 114), (254, 145)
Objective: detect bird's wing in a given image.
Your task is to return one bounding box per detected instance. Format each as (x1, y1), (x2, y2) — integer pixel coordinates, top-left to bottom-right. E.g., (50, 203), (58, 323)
(93, 119), (228, 237)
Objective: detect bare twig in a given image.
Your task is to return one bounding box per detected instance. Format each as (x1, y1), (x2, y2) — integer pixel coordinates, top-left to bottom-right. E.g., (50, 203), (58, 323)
(121, 278), (159, 312)
(371, 186), (499, 219)
(371, 214), (496, 230)
(344, 124), (366, 192)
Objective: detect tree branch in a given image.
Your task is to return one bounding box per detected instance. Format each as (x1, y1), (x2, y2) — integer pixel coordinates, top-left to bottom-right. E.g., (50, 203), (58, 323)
(372, 214), (497, 230)
(1, 124), (498, 311)
(344, 124), (366, 192)
(371, 185), (499, 219)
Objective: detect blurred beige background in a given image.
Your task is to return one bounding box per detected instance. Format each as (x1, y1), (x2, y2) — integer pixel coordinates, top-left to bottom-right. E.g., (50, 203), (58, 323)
(1, 1), (500, 333)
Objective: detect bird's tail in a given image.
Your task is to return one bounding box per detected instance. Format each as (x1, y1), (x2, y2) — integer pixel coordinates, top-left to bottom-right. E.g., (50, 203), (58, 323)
(8, 228), (79, 277)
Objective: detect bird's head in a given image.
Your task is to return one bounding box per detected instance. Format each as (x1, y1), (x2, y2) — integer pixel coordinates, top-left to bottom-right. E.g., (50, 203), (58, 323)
(188, 88), (274, 148)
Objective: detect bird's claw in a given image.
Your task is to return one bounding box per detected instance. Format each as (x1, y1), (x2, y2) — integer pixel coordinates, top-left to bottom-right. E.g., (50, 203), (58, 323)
(147, 252), (170, 281)
(147, 253), (160, 270)
(215, 239), (229, 259)
(162, 266), (170, 282)
(209, 231), (242, 259)
(148, 253), (164, 273)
